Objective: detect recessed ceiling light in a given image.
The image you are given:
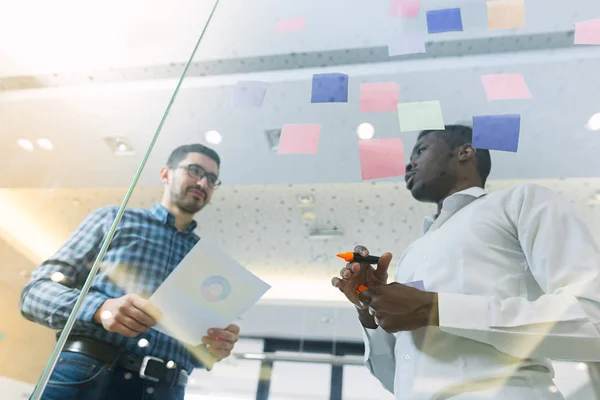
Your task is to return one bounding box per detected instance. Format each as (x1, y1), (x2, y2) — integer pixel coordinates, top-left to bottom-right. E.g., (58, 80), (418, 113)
(36, 138), (54, 150)
(586, 112), (600, 131)
(357, 123), (375, 140)
(103, 137), (135, 156)
(301, 211), (317, 221)
(17, 139), (34, 151)
(576, 363), (588, 371)
(205, 130), (222, 144)
(297, 194), (314, 206)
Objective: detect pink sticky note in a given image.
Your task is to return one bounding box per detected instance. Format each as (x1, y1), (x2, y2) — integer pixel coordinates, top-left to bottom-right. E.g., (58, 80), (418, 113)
(360, 82), (399, 112)
(278, 124), (321, 154)
(574, 19), (600, 45)
(358, 139), (405, 180)
(276, 17), (305, 33)
(390, 0), (420, 18)
(481, 74), (531, 100)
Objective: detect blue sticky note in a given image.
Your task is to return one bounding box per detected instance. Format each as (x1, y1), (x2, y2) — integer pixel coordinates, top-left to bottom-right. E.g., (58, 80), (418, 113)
(233, 81), (268, 108)
(311, 73), (349, 103)
(405, 280), (425, 290)
(472, 114), (521, 152)
(426, 8), (463, 34)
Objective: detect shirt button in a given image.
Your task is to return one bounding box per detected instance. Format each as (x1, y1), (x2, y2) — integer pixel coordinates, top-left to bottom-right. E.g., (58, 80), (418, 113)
(404, 354), (411, 360)
(146, 387), (154, 394)
(421, 256), (427, 262)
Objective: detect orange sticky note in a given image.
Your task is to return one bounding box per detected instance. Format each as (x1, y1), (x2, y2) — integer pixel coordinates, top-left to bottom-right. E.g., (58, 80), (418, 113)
(278, 124), (321, 154)
(358, 139), (405, 180)
(481, 74), (531, 100)
(276, 17), (305, 33)
(574, 19), (600, 45)
(487, 0), (525, 31)
(360, 82), (399, 112)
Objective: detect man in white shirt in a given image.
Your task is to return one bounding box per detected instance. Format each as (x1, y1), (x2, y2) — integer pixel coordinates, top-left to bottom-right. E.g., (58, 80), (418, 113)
(331, 125), (600, 399)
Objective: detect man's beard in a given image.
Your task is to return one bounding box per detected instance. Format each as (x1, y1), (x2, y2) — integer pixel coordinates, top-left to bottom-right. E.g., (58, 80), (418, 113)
(173, 187), (206, 214)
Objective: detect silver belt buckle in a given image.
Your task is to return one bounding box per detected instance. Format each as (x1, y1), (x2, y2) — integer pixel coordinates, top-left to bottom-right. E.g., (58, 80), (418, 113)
(139, 356), (164, 383)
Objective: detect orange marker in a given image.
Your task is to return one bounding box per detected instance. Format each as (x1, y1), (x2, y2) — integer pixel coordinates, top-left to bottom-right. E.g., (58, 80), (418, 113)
(336, 252), (381, 294)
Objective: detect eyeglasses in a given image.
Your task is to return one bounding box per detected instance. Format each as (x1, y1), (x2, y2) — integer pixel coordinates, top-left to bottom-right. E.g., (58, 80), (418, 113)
(178, 164), (221, 189)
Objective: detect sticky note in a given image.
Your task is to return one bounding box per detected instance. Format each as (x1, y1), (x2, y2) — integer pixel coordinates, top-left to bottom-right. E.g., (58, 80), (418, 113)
(358, 138), (405, 180)
(232, 81), (268, 108)
(278, 124), (321, 154)
(574, 19), (600, 45)
(481, 74), (531, 100)
(405, 280), (425, 290)
(472, 114), (521, 152)
(311, 73), (349, 103)
(426, 8), (463, 34)
(487, 0), (525, 31)
(276, 17), (305, 33)
(388, 33), (426, 56)
(397, 100), (445, 132)
(360, 82), (399, 112)
(390, 0), (420, 18)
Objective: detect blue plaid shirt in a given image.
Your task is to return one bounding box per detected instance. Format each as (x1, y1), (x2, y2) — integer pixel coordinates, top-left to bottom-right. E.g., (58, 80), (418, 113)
(20, 203), (204, 373)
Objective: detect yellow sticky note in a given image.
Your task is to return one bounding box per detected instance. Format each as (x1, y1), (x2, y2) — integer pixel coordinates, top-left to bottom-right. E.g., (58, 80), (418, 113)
(397, 101), (445, 132)
(487, 0), (525, 31)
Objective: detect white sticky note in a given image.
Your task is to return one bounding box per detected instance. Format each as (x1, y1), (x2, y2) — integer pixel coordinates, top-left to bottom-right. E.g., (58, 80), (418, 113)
(397, 100), (445, 132)
(149, 239), (271, 346)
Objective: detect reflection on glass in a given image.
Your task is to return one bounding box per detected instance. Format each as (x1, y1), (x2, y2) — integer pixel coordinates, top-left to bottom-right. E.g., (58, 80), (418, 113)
(2, 0), (600, 400)
(269, 361), (331, 400)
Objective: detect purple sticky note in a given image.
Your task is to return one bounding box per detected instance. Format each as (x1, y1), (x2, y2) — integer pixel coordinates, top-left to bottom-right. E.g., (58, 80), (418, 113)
(472, 114), (521, 152)
(405, 280), (425, 290)
(311, 73), (349, 103)
(426, 8), (463, 34)
(388, 32), (426, 56)
(232, 81), (268, 108)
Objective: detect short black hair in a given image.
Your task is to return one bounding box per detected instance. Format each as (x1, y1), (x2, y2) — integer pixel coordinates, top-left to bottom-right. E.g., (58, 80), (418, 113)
(418, 125), (492, 186)
(166, 144), (221, 168)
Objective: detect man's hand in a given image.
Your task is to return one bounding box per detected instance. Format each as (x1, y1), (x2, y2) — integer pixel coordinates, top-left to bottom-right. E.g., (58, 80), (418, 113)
(201, 324), (240, 361)
(358, 283), (439, 333)
(331, 245), (392, 309)
(93, 294), (161, 338)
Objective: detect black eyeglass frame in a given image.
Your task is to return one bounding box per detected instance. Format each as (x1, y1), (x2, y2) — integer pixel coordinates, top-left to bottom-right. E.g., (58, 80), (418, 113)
(176, 163), (221, 189)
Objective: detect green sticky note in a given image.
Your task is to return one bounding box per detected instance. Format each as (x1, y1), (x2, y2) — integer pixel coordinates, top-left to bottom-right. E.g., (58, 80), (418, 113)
(397, 100), (445, 132)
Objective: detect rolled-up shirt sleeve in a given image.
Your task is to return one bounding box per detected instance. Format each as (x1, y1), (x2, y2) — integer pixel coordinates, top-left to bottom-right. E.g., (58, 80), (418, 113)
(362, 325), (396, 393)
(20, 207), (113, 329)
(438, 184), (600, 361)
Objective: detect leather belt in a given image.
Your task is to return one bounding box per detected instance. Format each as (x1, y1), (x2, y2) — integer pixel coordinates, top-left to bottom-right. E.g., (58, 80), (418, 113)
(63, 336), (188, 388)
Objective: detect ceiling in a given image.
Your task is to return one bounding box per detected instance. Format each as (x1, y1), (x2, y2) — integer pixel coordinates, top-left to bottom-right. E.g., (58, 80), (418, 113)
(2, 178), (599, 302)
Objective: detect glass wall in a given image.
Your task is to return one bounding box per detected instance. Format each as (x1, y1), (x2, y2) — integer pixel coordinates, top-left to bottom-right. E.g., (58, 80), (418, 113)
(1, 0), (600, 399)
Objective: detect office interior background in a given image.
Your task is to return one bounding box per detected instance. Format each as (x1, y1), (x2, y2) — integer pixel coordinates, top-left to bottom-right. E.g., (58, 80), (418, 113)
(1, 0), (600, 398)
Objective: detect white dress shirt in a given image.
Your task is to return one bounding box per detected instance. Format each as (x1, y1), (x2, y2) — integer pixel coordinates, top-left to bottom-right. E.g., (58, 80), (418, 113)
(362, 184), (600, 399)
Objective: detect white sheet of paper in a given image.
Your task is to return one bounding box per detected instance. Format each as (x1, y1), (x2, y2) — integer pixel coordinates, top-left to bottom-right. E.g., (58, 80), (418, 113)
(149, 238), (271, 346)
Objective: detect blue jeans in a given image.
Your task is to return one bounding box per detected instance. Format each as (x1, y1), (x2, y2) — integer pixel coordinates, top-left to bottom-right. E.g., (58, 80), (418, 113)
(38, 352), (185, 400)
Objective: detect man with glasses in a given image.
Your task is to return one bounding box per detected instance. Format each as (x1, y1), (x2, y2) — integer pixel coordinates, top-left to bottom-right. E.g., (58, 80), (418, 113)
(20, 144), (239, 400)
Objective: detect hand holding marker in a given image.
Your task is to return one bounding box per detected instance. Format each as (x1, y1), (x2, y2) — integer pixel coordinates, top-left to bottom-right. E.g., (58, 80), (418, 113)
(336, 251), (381, 294)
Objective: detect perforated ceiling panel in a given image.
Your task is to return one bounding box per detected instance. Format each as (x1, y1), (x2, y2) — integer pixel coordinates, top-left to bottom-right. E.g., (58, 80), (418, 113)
(3, 178), (599, 291)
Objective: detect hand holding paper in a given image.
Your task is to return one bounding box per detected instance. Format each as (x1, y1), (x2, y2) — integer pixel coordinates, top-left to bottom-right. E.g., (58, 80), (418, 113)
(149, 239), (271, 346)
